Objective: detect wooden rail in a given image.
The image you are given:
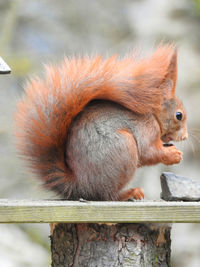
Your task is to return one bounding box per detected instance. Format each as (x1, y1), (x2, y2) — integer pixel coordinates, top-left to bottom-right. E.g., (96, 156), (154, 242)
(0, 199), (200, 223)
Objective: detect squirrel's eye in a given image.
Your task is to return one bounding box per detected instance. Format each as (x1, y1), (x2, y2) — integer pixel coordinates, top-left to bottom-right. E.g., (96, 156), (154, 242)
(176, 111), (182, 121)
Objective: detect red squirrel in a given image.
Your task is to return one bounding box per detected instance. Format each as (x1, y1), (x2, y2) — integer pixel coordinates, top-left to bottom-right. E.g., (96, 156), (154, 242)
(15, 44), (188, 201)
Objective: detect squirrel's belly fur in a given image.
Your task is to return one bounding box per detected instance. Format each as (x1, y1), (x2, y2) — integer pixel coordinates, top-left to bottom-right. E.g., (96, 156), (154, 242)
(15, 44), (187, 200)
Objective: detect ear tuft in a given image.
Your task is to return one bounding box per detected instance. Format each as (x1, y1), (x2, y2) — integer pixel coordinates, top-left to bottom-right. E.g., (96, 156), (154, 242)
(167, 49), (177, 90)
(161, 48), (178, 99)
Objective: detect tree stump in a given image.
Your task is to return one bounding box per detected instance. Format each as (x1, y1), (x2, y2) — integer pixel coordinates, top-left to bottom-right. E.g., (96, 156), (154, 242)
(50, 223), (171, 267)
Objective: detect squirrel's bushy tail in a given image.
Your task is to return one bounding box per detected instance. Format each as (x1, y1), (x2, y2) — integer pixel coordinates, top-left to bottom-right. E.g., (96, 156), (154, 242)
(15, 45), (175, 197)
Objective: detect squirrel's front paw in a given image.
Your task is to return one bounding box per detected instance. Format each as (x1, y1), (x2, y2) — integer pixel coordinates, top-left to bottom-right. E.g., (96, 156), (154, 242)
(163, 146), (182, 165)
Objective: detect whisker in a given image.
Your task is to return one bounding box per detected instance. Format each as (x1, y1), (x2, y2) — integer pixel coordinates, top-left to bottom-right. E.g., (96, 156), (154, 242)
(189, 132), (200, 144)
(187, 137), (195, 155)
(189, 128), (200, 132)
(189, 129), (200, 137)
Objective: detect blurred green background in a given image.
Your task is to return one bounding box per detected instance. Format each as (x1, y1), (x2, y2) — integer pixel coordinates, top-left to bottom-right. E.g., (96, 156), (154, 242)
(0, 0), (200, 266)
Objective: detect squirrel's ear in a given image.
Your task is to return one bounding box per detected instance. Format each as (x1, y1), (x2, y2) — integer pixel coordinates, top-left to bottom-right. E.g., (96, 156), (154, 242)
(161, 49), (177, 99)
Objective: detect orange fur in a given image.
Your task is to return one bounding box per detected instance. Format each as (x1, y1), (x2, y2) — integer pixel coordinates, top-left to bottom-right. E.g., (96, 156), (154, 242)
(14, 44), (184, 198)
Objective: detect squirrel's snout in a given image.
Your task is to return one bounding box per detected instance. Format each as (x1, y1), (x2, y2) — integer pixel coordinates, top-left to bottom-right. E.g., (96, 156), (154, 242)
(181, 132), (188, 140)
(178, 126), (188, 141)
(176, 124), (188, 141)
(182, 125), (188, 140)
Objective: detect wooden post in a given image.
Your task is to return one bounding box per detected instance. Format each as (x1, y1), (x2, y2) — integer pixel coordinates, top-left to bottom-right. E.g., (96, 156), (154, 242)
(1, 198), (200, 266)
(0, 171), (200, 266)
(50, 223), (171, 266)
(50, 171), (200, 267)
(1, 172), (200, 267)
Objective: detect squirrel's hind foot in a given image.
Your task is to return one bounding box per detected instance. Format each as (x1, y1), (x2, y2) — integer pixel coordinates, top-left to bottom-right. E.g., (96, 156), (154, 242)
(119, 187), (144, 201)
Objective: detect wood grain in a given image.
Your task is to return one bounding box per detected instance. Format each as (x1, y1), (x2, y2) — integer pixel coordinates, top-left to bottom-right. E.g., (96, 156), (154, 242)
(51, 223), (171, 266)
(0, 199), (200, 223)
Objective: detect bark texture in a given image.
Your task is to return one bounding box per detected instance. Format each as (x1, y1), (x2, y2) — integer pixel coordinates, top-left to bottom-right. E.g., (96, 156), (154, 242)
(50, 223), (171, 267)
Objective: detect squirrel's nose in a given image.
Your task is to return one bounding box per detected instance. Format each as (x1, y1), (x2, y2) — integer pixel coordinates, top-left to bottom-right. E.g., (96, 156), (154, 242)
(182, 132), (188, 140)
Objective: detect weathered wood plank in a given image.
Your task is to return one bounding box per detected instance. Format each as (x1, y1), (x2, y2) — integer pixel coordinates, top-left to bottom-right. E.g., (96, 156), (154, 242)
(0, 199), (200, 223)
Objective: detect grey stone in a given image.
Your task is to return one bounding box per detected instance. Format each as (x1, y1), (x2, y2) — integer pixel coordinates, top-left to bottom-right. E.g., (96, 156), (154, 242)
(160, 172), (200, 201)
